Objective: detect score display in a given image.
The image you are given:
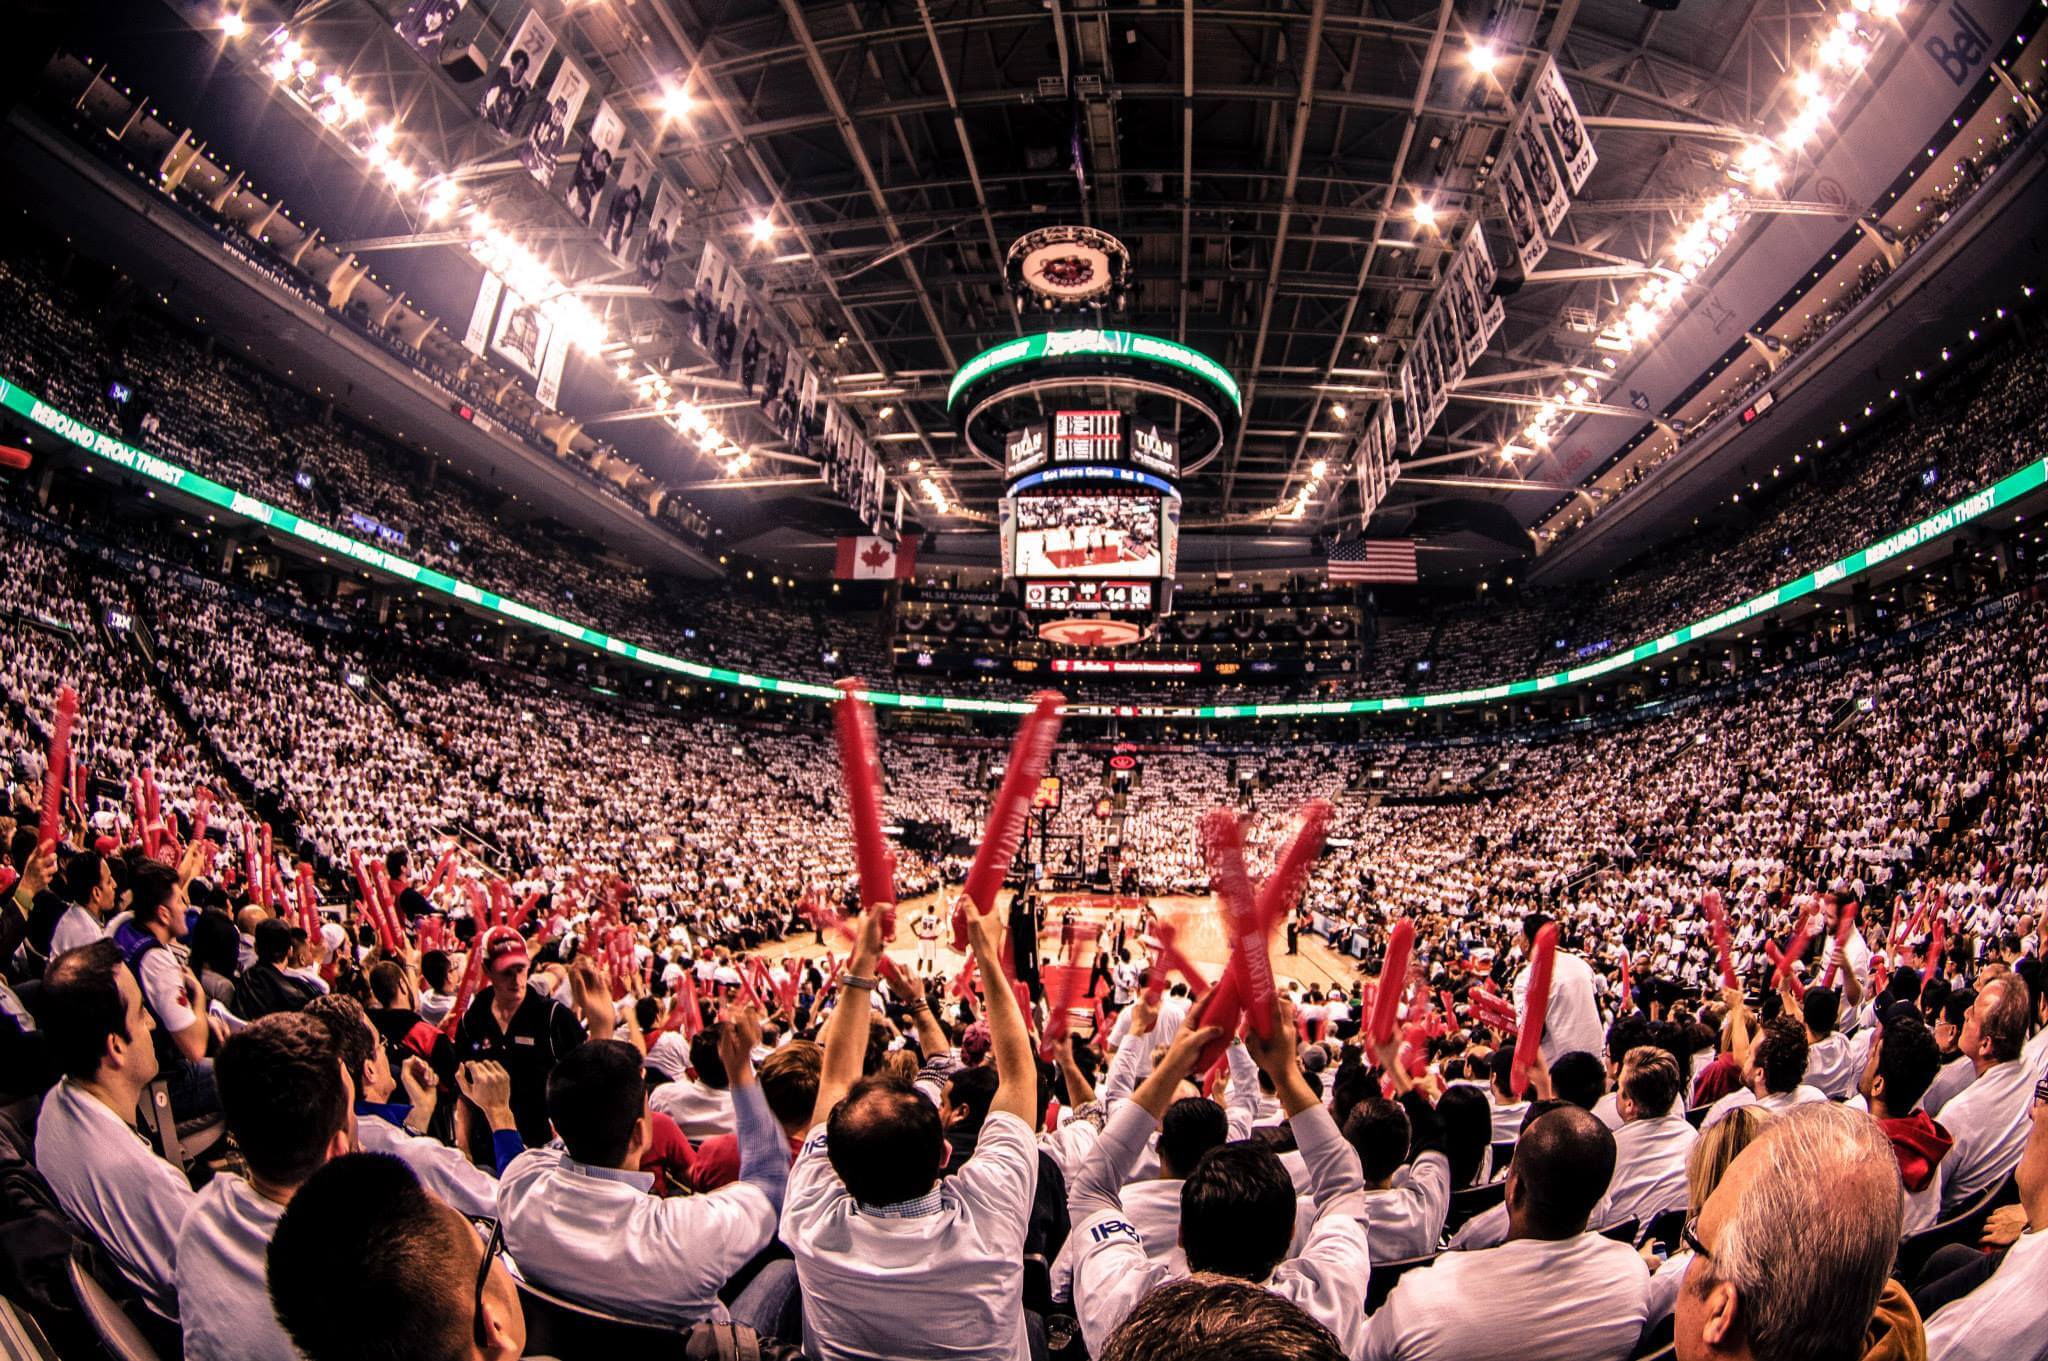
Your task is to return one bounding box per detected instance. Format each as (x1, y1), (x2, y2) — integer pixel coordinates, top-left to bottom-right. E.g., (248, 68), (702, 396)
(1002, 409), (1181, 481)
(1022, 579), (1155, 613)
(1054, 410), (1122, 463)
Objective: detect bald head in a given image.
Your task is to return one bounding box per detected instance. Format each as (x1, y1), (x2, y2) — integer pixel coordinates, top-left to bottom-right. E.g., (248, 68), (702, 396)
(1507, 1104), (1617, 1238)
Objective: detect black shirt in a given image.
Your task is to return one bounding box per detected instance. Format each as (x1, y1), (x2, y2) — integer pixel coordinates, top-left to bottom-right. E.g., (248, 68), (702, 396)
(454, 987), (586, 1145)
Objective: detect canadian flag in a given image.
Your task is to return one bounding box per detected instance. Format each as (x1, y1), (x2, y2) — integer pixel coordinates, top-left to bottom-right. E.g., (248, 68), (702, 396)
(835, 535), (917, 581)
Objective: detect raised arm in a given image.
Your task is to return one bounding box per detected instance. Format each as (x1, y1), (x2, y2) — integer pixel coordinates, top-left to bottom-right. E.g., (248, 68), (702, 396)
(965, 894), (1036, 1126)
(720, 1003), (790, 1213)
(814, 907), (887, 1122)
(1246, 996), (1363, 1211)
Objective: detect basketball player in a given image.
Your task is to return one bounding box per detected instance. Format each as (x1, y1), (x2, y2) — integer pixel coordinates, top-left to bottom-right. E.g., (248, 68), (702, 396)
(913, 907), (941, 975)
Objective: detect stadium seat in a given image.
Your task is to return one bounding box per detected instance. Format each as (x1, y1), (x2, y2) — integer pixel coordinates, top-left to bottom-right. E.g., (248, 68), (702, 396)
(1684, 1107), (1709, 1128)
(1639, 1208), (1686, 1254)
(1894, 1174), (2020, 1281)
(1630, 1314), (1676, 1359)
(1443, 1179), (1506, 1235)
(65, 1254), (162, 1361)
(0, 1297), (59, 1361)
(1490, 1139), (1516, 1168)
(1598, 1218), (1640, 1245)
(1364, 1251), (1439, 1313)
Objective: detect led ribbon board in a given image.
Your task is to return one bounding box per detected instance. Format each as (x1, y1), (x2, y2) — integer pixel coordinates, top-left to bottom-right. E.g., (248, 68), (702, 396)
(947, 329), (1242, 413)
(5, 372), (2041, 719)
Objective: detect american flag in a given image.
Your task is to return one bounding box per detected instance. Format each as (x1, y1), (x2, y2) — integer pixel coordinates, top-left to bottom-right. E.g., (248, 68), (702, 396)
(1326, 537), (1417, 583)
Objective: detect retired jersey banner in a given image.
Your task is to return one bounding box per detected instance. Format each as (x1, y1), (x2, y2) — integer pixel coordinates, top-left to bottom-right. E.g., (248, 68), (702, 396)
(1399, 354), (1424, 455)
(1431, 299), (1466, 392)
(478, 9), (552, 136)
(566, 100), (624, 227)
(521, 58), (588, 185)
(1536, 60), (1597, 194)
(489, 283), (552, 378)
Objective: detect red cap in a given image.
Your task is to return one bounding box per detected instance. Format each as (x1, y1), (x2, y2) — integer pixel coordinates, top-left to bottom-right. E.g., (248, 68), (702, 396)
(483, 927), (529, 974)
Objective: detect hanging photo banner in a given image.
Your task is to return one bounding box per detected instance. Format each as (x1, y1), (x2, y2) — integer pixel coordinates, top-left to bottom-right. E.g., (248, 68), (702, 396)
(1421, 321), (1449, 427)
(1450, 247), (1489, 371)
(566, 100), (625, 227)
(1465, 230), (1506, 346)
(478, 9), (553, 137)
(1399, 354), (1424, 455)
(462, 270), (503, 356)
(1432, 298), (1467, 392)
(536, 324), (572, 409)
(489, 283), (553, 379)
(1536, 59), (1598, 194)
(1499, 154), (1549, 276)
(521, 59), (588, 185)
(602, 151), (651, 263)
(1516, 122), (1570, 234)
(394, 0), (469, 54)
(639, 181), (682, 287)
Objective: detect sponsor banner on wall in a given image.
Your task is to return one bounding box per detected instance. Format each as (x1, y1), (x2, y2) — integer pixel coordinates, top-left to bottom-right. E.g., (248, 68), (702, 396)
(1536, 59), (1598, 194)
(478, 9), (553, 136)
(520, 58), (589, 185)
(565, 100), (624, 226)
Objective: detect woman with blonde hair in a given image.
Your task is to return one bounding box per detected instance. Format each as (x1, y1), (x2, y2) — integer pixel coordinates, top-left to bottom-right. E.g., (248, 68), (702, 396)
(1642, 1104), (1768, 1323)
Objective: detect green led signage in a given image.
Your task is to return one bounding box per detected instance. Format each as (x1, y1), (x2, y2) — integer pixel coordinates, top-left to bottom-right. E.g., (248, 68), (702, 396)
(946, 329), (1243, 413)
(5, 373), (2039, 720)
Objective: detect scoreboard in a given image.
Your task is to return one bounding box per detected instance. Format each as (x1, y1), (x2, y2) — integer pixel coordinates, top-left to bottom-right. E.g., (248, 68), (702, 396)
(1004, 409), (1181, 480)
(1022, 579), (1155, 613)
(1054, 409), (1122, 463)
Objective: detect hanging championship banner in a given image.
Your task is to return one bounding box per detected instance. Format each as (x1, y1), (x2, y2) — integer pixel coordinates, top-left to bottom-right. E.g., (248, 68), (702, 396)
(1536, 60), (1598, 194)
(602, 151), (651, 262)
(395, 0), (468, 53)
(478, 10), (553, 136)
(489, 283), (553, 378)
(1500, 154), (1549, 276)
(1378, 397), (1399, 479)
(710, 261), (742, 376)
(462, 270), (503, 356)
(566, 101), (625, 227)
(639, 181), (682, 287)
(536, 323), (571, 409)
(521, 59), (588, 185)
(691, 240), (723, 347)
(1450, 244), (1489, 370)
(1516, 121), (1570, 234)
(1465, 229), (1506, 346)
(1422, 323), (1449, 426)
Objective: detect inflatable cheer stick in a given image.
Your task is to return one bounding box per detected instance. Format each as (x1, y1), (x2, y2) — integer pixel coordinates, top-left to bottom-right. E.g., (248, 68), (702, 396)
(832, 681), (898, 939)
(1201, 809), (1276, 1039)
(1510, 923), (1558, 1098)
(38, 685), (77, 850)
(1368, 918), (1416, 1048)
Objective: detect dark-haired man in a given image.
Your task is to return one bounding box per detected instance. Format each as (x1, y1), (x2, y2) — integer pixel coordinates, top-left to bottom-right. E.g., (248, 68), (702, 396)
(1599, 1046), (1697, 1231)
(34, 941), (195, 1316)
(49, 848), (114, 955)
(111, 844), (224, 1121)
(1099, 1274), (1348, 1361)
(497, 1022), (786, 1328)
(1514, 913), (1605, 1067)
(1363, 1105), (1649, 1360)
(1860, 1011), (1952, 1233)
(268, 1153), (526, 1361)
(1344, 1032), (1451, 1261)
(1067, 998), (1370, 1358)
(453, 925), (585, 1145)
(649, 1017), (735, 1139)
(783, 898), (1038, 1360)
(178, 1013), (354, 1361)
(1799, 986), (1860, 1099)
(1701, 1014), (1826, 1129)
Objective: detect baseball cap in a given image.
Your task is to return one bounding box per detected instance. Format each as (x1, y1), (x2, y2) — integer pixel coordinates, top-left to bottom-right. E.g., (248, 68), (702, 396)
(483, 927), (529, 974)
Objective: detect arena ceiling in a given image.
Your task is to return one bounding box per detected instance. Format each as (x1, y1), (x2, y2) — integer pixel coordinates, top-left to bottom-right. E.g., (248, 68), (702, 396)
(58, 0), (2037, 579)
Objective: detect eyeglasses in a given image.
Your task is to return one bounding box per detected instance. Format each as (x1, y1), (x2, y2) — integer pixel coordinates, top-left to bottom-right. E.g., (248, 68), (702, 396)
(470, 1216), (503, 1348)
(1680, 1213), (1715, 1265)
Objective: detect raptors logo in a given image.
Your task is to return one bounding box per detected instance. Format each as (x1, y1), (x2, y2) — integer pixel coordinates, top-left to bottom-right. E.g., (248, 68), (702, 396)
(1034, 254), (1097, 290)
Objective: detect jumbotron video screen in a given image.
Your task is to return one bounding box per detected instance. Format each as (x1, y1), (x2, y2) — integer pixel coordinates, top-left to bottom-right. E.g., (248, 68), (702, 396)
(1011, 493), (1164, 578)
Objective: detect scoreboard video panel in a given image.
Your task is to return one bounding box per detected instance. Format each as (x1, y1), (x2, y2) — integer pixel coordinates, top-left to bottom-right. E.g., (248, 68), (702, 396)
(1053, 409), (1122, 463)
(1011, 494), (1163, 577)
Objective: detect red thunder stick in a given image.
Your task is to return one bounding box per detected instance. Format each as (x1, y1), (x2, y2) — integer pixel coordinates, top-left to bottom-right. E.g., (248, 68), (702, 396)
(39, 686), (78, 849)
(1369, 918), (1416, 1047)
(1252, 799), (1335, 932)
(1763, 941), (1807, 1001)
(1926, 915), (1947, 980)
(295, 862), (318, 936)
(1769, 912), (1818, 993)
(1702, 889), (1738, 991)
(1510, 922), (1559, 1098)
(190, 788), (213, 848)
(259, 824), (276, 908)
(677, 970), (704, 1038)
(1201, 808), (1277, 1039)
(963, 690), (1068, 920)
(507, 890), (543, 935)
(832, 680), (899, 937)
(425, 848), (459, 897)
(442, 931), (490, 1038)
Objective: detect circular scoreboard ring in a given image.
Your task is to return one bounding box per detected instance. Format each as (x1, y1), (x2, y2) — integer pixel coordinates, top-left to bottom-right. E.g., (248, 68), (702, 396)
(1006, 226), (1132, 312)
(948, 329), (1241, 475)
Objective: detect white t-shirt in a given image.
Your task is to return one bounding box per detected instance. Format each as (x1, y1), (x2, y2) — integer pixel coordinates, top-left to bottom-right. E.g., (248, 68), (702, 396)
(175, 1174), (296, 1361)
(649, 1076), (735, 1140)
(34, 1079), (195, 1316)
(1701, 1083), (1827, 1129)
(1514, 949), (1606, 1069)
(50, 903), (105, 956)
(1923, 1226), (2048, 1361)
(135, 943), (198, 1037)
(1601, 1114), (1698, 1231)
(1803, 1033), (1861, 1099)
(1364, 1150), (1453, 1261)
(1939, 1057), (2040, 1211)
(356, 1110), (503, 1218)
(782, 1110), (1037, 1360)
(1362, 1231), (1651, 1361)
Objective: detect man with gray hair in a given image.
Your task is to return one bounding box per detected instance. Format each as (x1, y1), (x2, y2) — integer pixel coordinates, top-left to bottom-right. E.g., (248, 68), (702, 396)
(1676, 1101), (1915, 1361)
(1936, 971), (2040, 1212)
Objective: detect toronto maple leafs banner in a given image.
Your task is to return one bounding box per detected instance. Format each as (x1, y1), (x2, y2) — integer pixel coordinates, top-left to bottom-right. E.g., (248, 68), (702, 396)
(462, 270), (502, 356)
(1450, 245), (1490, 370)
(1516, 119), (1570, 234)
(478, 10), (553, 136)
(1536, 59), (1598, 194)
(1464, 229), (1506, 347)
(1431, 298), (1466, 392)
(520, 58), (588, 185)
(1499, 152), (1549, 276)
(1399, 353), (1424, 455)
